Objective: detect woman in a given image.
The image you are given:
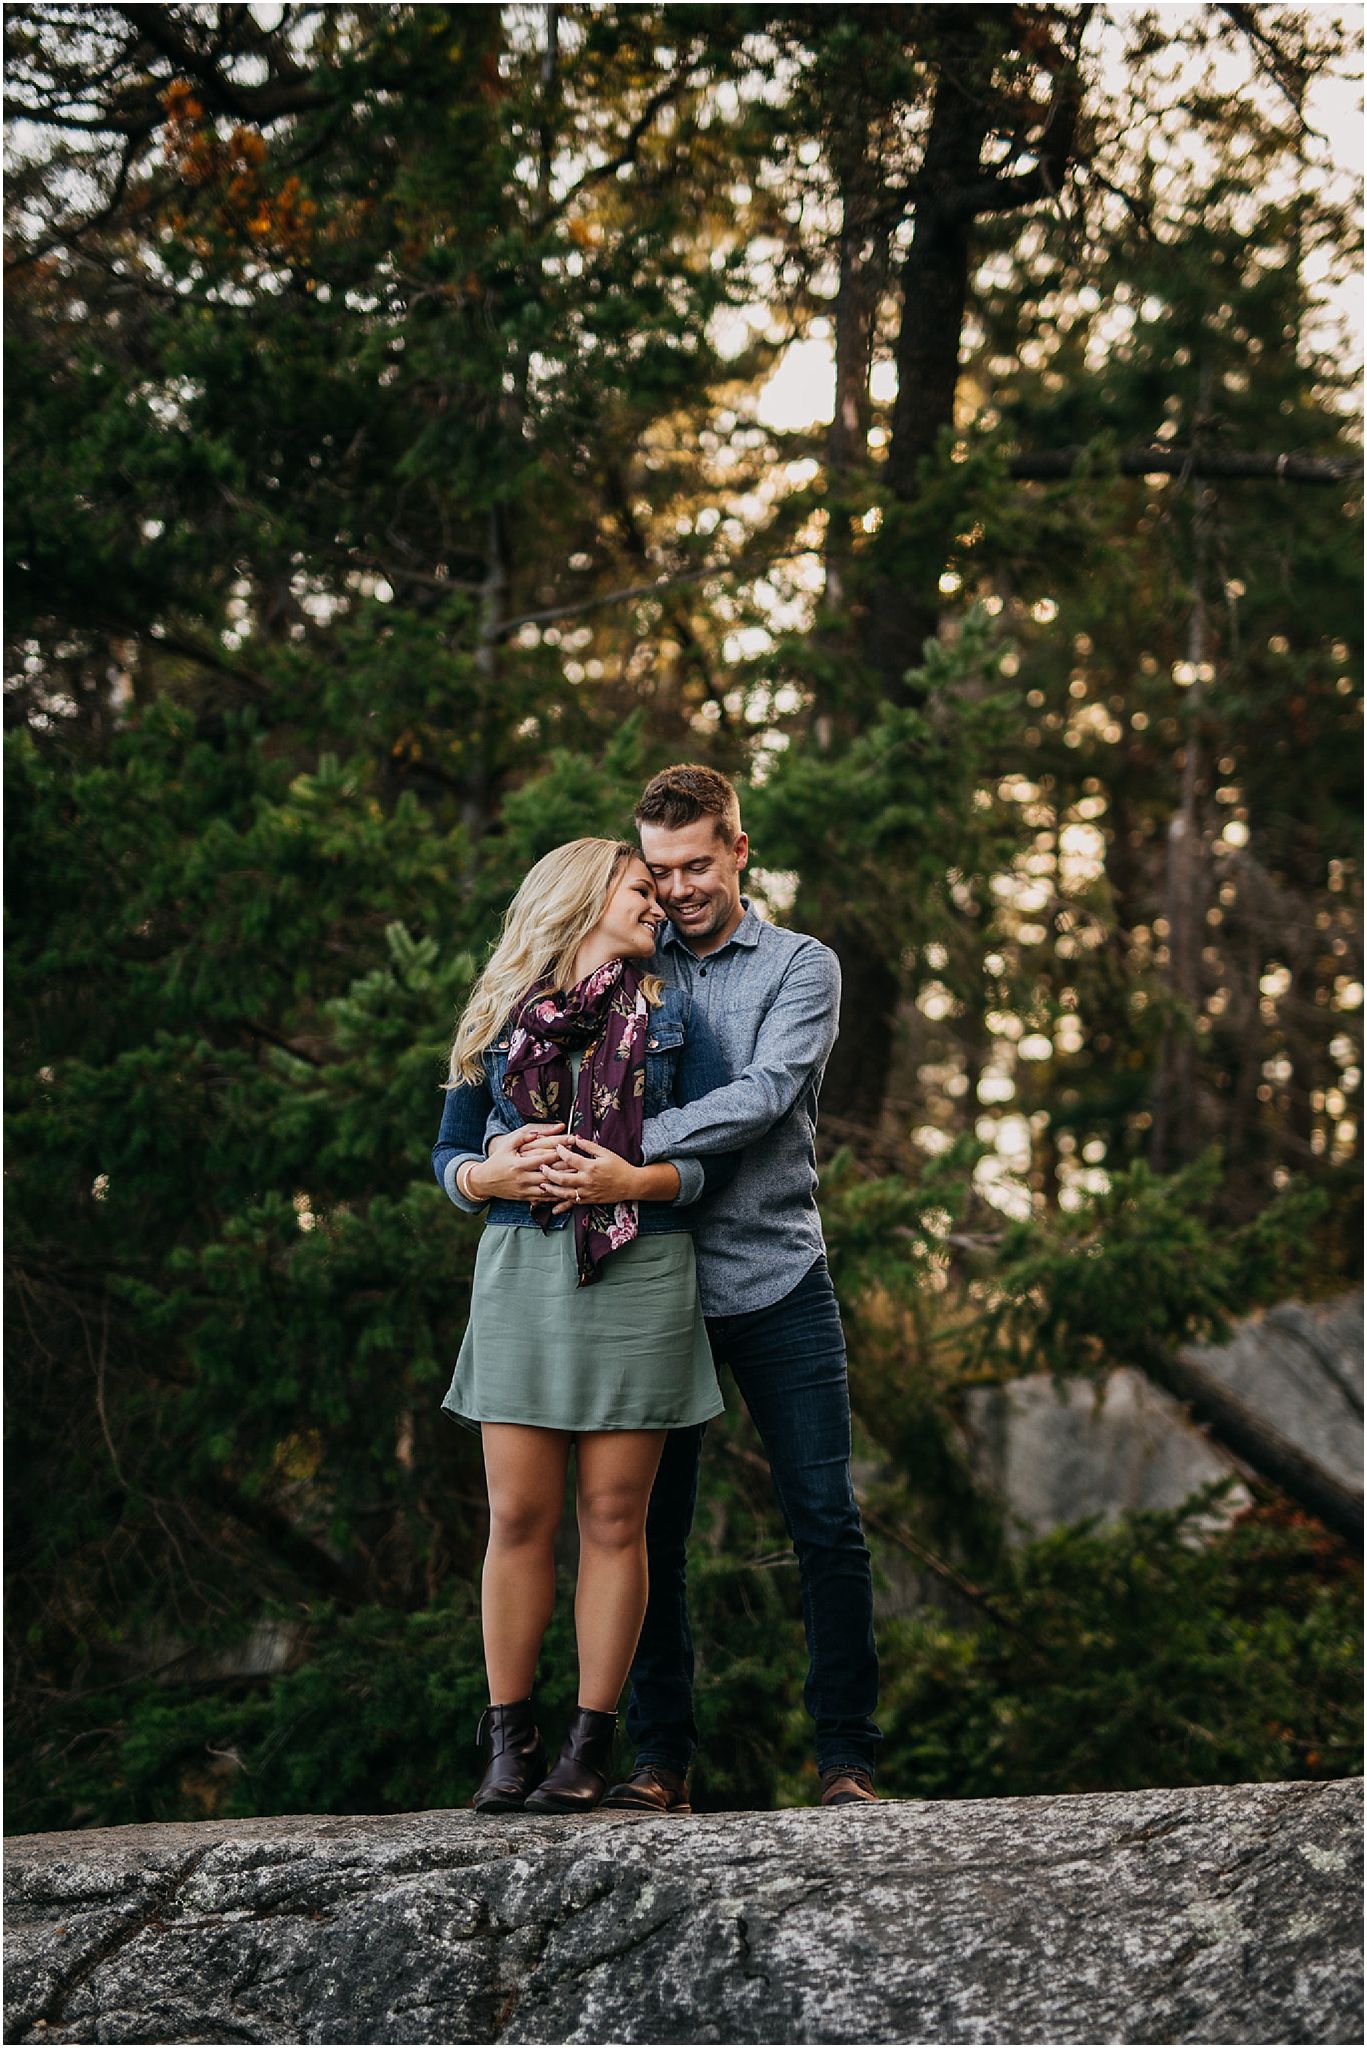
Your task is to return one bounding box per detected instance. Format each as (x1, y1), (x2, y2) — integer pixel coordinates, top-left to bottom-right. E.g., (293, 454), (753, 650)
(432, 838), (729, 1816)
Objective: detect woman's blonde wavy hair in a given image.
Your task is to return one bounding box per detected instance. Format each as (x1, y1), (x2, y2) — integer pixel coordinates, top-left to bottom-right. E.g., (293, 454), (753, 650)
(444, 838), (663, 1088)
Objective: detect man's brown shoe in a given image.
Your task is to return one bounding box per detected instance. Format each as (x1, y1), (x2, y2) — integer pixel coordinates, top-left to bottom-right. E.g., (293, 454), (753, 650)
(601, 1764), (692, 1815)
(819, 1766), (878, 1806)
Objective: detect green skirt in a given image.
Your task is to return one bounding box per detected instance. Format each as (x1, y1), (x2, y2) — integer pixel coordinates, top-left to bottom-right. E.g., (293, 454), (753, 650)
(442, 1222), (723, 1434)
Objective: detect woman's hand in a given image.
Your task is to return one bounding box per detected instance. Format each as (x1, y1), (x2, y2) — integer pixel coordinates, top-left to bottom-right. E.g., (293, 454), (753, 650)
(541, 1136), (643, 1212)
(468, 1124), (566, 1201)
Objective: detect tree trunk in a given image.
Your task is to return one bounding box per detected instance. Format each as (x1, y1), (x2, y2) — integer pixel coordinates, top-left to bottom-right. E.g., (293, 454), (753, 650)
(860, 19), (998, 706)
(811, 117), (900, 1127)
(823, 21), (998, 1125)
(1140, 1340), (1363, 1546)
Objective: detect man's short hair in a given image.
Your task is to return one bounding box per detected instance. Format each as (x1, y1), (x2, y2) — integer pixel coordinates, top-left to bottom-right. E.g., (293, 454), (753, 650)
(635, 764), (742, 844)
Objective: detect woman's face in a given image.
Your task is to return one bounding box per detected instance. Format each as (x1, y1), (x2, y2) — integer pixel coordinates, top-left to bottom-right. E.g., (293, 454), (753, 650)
(594, 856), (665, 960)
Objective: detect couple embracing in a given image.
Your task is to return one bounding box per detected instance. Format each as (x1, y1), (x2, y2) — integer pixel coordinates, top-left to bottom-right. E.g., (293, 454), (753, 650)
(432, 764), (881, 1813)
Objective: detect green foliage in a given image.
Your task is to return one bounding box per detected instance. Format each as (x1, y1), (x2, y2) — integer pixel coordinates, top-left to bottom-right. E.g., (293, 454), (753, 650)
(13, 1593), (493, 1834)
(969, 1146), (1331, 1378)
(819, 1134), (987, 1306)
(875, 1495), (1363, 1799)
(750, 605), (1024, 964)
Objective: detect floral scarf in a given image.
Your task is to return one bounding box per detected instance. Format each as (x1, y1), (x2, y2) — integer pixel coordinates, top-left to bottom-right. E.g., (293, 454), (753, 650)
(502, 958), (650, 1286)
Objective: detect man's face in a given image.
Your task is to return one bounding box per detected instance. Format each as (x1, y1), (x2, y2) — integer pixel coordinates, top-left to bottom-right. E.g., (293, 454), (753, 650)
(638, 817), (747, 951)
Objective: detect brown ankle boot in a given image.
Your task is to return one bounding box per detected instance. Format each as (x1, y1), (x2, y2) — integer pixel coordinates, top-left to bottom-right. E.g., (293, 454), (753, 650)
(472, 1698), (545, 1813)
(524, 1705), (617, 1813)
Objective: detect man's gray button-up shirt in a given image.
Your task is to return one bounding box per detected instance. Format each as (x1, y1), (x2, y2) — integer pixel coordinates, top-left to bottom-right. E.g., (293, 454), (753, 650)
(641, 898), (840, 1317)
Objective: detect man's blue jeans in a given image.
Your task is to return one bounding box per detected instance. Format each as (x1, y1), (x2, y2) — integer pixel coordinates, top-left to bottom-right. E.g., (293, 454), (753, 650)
(624, 1255), (881, 1776)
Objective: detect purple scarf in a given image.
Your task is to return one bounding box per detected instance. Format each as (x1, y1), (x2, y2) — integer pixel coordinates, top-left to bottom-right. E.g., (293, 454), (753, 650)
(502, 958), (650, 1286)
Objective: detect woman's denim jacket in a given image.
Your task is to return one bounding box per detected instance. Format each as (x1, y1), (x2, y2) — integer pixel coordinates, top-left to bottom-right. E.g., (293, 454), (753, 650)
(431, 984), (736, 1236)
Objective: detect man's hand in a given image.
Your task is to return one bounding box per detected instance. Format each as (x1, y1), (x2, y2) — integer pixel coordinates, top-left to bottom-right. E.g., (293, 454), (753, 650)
(467, 1124), (566, 1201)
(542, 1136), (643, 1213)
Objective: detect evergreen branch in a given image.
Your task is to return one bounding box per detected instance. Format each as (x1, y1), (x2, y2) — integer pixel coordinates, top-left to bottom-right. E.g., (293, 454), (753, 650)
(371, 566), (487, 597)
(112, 2), (329, 122)
(487, 430), (1358, 644)
(3, 0), (333, 260)
(4, 11), (150, 114)
(1087, 165), (1157, 236)
(234, 1020), (325, 1066)
(856, 1499), (1036, 1644)
(86, 1296), (130, 1494)
(200, 1475), (368, 1604)
(142, 630), (275, 696)
(721, 1438), (1035, 1645)
(0, 98), (149, 133)
(1008, 447), (1362, 485)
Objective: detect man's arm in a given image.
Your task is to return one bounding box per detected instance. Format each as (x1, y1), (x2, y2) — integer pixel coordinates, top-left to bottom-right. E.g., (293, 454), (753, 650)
(641, 941), (840, 1160)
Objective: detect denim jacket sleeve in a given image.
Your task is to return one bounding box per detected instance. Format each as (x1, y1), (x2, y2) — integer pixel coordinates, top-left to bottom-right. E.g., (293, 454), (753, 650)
(431, 1068), (494, 1214)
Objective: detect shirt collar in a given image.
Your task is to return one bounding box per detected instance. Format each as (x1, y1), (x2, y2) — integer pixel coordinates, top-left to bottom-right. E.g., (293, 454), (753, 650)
(661, 895), (763, 957)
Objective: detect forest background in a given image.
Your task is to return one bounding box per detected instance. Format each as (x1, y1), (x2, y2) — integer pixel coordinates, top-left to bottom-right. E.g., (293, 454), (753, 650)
(5, 2), (1363, 1832)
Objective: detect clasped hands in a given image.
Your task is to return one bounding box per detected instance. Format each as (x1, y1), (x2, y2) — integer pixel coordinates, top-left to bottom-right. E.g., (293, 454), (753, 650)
(471, 1124), (642, 1212)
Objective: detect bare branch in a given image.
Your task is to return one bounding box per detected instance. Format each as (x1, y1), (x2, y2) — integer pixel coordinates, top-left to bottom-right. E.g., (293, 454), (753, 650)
(1008, 447), (1362, 486)
(490, 547), (822, 641)
(530, 56), (706, 235)
(1219, 4), (1324, 138)
(5, 126), (151, 272)
(948, 2), (1096, 221)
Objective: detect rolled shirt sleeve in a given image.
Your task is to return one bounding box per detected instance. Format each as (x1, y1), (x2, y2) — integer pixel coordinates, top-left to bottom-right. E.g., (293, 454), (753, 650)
(667, 1156), (706, 1206)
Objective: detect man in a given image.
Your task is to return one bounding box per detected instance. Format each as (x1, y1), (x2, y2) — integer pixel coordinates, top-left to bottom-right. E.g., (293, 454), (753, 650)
(593, 763), (880, 1810)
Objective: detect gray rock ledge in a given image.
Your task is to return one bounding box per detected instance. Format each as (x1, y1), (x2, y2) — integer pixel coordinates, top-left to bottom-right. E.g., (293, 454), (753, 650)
(4, 1779), (1362, 2045)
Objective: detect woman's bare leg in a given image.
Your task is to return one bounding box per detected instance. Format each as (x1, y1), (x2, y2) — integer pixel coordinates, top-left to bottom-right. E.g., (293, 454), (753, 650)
(480, 1423), (571, 1702)
(573, 1429), (667, 1712)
